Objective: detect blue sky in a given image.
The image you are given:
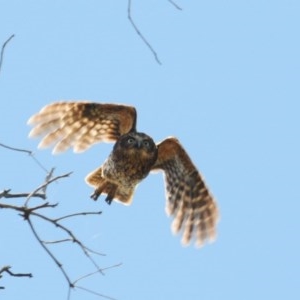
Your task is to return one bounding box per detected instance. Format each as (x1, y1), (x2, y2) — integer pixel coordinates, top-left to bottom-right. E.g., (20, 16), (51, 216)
(1, 1), (300, 299)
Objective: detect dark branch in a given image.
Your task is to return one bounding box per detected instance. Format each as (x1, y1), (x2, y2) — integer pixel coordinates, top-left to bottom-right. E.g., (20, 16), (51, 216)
(0, 266), (32, 289)
(0, 142), (31, 154)
(127, 0), (162, 65)
(0, 189), (46, 200)
(0, 202), (58, 219)
(0, 34), (14, 75)
(0, 266), (32, 278)
(0, 172), (70, 204)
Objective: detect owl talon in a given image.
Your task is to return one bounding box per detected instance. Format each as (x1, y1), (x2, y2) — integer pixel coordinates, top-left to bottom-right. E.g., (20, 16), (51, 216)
(90, 191), (101, 201)
(105, 195), (113, 205)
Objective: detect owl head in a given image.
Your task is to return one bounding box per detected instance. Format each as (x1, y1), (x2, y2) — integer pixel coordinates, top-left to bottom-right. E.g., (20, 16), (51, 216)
(116, 132), (157, 153)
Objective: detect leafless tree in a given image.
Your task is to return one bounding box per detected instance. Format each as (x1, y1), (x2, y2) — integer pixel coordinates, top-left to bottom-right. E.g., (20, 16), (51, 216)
(0, 141), (121, 300)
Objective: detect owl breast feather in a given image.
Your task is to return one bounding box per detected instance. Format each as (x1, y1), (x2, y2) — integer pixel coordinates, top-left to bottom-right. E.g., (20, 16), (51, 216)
(102, 149), (156, 187)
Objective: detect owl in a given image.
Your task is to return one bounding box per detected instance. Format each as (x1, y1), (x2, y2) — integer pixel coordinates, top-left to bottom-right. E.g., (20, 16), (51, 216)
(28, 102), (219, 247)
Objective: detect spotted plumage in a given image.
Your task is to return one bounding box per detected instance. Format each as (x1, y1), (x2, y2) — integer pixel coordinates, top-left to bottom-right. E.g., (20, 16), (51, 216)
(28, 101), (219, 247)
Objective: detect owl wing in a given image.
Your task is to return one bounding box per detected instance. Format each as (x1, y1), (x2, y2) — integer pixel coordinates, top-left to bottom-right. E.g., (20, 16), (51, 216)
(28, 101), (137, 153)
(152, 137), (219, 247)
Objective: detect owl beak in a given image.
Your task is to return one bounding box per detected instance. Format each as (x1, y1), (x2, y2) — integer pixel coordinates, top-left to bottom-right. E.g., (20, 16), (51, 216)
(136, 140), (142, 148)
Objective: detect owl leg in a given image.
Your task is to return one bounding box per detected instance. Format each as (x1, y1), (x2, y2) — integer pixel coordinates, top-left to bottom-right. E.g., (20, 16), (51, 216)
(85, 167), (135, 205)
(90, 188), (103, 201)
(104, 185), (117, 205)
(86, 166), (117, 204)
(89, 181), (118, 204)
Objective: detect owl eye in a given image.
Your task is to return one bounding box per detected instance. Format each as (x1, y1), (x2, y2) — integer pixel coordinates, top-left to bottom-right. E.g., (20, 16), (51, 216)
(143, 140), (150, 147)
(127, 137), (135, 144)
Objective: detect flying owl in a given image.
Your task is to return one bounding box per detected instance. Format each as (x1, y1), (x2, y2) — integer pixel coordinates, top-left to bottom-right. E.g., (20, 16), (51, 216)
(28, 101), (219, 247)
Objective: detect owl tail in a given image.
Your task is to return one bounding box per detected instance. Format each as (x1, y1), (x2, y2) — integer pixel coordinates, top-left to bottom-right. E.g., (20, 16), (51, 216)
(85, 167), (134, 205)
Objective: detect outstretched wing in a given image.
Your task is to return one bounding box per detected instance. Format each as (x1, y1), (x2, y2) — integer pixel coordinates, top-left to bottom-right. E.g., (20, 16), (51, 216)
(28, 101), (137, 153)
(152, 137), (219, 247)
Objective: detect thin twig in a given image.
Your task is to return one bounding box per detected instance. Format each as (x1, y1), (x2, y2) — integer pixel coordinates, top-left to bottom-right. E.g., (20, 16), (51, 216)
(74, 286), (117, 300)
(0, 265), (32, 290)
(0, 189), (46, 200)
(42, 167), (55, 194)
(73, 263), (122, 286)
(30, 210), (106, 268)
(42, 238), (106, 257)
(168, 0), (183, 10)
(0, 266), (32, 278)
(25, 172), (72, 206)
(0, 142), (49, 173)
(128, 0), (162, 65)
(42, 238), (73, 244)
(0, 142), (32, 154)
(0, 34), (14, 74)
(42, 238), (105, 256)
(55, 210), (102, 222)
(0, 202), (57, 218)
(0, 202), (45, 213)
(26, 216), (74, 288)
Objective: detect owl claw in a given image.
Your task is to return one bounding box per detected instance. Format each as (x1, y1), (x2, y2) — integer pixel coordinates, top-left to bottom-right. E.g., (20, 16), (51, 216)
(90, 190), (101, 201)
(105, 195), (113, 205)
(90, 191), (113, 205)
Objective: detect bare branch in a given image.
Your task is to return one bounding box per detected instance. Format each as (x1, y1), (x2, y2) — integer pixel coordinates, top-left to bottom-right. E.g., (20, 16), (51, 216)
(27, 216), (74, 288)
(1, 169), (111, 297)
(1, 194), (109, 296)
(0, 34), (14, 75)
(0, 142), (31, 154)
(74, 286), (118, 300)
(168, 0), (183, 10)
(0, 142), (49, 173)
(0, 202), (57, 218)
(0, 265), (32, 290)
(42, 238), (73, 244)
(42, 239), (105, 257)
(30, 209), (106, 272)
(0, 266), (32, 278)
(128, 0), (162, 65)
(25, 172), (72, 206)
(0, 189), (46, 200)
(55, 210), (102, 222)
(42, 168), (55, 194)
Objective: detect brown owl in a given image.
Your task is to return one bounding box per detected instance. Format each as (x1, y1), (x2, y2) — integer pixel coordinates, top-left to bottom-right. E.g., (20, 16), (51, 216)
(28, 102), (219, 247)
